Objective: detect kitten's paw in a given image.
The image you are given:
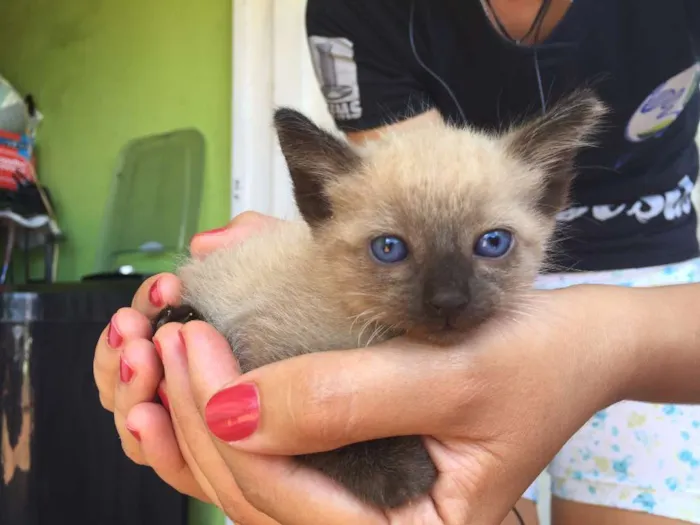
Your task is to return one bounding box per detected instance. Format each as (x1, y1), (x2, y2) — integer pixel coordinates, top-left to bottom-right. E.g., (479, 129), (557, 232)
(298, 436), (437, 509)
(152, 304), (203, 332)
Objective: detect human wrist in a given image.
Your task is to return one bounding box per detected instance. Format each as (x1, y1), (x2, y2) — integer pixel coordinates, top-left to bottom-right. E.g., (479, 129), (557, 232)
(616, 283), (700, 404)
(553, 285), (635, 412)
(572, 284), (653, 406)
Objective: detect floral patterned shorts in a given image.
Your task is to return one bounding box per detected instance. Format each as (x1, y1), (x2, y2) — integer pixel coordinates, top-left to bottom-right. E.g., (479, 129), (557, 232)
(520, 256), (700, 523)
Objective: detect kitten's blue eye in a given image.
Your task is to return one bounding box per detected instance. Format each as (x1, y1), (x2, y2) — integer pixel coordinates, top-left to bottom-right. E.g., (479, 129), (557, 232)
(370, 235), (409, 263)
(474, 229), (514, 258)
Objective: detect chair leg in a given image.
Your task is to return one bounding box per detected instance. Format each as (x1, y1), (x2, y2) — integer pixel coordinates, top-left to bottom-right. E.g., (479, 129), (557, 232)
(23, 228), (29, 284)
(1, 221), (17, 285)
(44, 236), (55, 283)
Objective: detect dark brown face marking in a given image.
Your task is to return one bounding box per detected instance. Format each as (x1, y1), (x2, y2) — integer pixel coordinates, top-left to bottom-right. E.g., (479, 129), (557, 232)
(504, 88), (607, 216)
(273, 108), (361, 227)
(422, 252), (473, 327)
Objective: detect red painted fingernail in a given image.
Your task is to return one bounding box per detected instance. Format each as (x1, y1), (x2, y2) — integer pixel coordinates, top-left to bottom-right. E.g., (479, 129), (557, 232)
(192, 227), (228, 244)
(127, 423), (141, 442)
(120, 355), (134, 383)
(205, 383), (260, 442)
(153, 338), (163, 360)
(197, 226), (228, 236)
(107, 318), (123, 348)
(149, 279), (163, 307)
(157, 384), (170, 411)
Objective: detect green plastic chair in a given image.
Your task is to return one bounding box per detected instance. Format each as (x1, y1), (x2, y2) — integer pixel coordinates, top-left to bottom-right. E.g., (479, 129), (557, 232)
(91, 128), (205, 276)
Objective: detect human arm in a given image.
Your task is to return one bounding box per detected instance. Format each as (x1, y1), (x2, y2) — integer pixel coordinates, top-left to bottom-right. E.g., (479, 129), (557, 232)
(94, 209), (700, 523)
(204, 282), (700, 454)
(149, 277), (700, 525)
(608, 282), (700, 405)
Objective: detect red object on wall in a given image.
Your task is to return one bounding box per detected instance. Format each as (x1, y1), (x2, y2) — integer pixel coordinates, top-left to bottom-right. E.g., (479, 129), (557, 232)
(0, 130), (37, 191)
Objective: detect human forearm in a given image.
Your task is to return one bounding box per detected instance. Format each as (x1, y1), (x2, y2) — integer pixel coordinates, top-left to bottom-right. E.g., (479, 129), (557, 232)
(602, 282), (700, 405)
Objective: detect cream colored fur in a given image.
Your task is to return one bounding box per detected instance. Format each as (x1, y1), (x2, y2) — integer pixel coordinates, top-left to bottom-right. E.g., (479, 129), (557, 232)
(176, 90), (605, 370)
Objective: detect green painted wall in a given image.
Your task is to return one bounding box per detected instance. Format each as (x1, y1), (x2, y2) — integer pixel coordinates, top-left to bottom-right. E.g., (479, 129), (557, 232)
(0, 0), (231, 523)
(0, 0), (232, 282)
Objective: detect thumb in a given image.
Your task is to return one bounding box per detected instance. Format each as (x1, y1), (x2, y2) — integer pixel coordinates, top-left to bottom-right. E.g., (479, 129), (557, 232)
(178, 321), (388, 525)
(184, 323), (488, 456)
(189, 211), (281, 259)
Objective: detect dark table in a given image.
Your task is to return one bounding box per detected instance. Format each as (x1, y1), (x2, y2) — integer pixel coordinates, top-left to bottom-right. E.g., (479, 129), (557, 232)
(0, 280), (188, 525)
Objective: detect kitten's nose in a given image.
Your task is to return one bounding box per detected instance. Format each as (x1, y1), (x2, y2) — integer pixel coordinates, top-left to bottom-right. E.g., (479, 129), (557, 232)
(425, 289), (469, 319)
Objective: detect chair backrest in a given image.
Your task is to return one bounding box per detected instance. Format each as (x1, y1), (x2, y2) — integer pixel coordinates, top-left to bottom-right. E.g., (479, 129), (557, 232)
(93, 128), (205, 274)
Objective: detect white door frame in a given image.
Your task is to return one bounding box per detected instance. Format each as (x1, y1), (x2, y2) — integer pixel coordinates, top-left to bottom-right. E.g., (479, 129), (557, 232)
(230, 0), (334, 222)
(227, 4), (333, 521)
(230, 0), (274, 219)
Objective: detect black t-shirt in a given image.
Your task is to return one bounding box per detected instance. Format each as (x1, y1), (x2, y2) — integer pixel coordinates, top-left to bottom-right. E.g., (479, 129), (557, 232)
(305, 0), (700, 272)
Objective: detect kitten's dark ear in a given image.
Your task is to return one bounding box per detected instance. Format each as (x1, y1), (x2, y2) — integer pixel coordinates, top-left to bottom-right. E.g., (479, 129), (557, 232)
(274, 107), (361, 227)
(505, 89), (607, 216)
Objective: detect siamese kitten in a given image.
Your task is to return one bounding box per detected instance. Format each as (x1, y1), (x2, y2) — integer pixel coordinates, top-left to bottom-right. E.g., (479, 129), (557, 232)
(154, 89), (605, 509)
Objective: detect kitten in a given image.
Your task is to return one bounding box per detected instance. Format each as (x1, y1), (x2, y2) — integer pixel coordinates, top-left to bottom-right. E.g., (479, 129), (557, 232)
(154, 89), (605, 509)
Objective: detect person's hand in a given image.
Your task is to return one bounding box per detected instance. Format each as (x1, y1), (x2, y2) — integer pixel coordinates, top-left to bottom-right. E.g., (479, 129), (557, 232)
(92, 211), (280, 507)
(156, 281), (638, 525)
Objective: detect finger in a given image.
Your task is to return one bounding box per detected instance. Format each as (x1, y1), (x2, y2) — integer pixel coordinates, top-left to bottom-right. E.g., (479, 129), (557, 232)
(140, 377), (226, 508)
(94, 307), (155, 412)
(168, 398), (222, 506)
(200, 336), (482, 455)
(157, 322), (281, 525)
(189, 211), (280, 260)
(127, 401), (212, 502)
(115, 409), (147, 466)
(218, 450), (386, 525)
(421, 437), (540, 525)
(114, 338), (163, 420)
(111, 337), (164, 466)
(131, 273), (182, 318)
(180, 321), (386, 525)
